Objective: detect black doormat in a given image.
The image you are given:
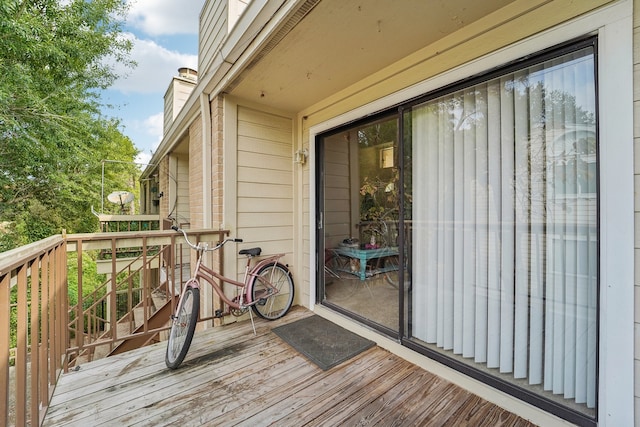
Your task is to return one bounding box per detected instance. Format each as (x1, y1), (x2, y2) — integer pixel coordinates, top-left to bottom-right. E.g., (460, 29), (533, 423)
(273, 315), (376, 371)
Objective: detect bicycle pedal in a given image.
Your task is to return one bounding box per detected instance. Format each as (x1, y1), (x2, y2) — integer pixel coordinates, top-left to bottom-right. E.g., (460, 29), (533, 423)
(214, 309), (224, 318)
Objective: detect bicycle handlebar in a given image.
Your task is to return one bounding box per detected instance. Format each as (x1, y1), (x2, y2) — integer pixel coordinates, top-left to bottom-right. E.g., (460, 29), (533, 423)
(171, 225), (242, 251)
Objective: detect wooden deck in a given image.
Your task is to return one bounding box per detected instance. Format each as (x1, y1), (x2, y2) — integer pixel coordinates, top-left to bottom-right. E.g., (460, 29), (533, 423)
(43, 307), (536, 426)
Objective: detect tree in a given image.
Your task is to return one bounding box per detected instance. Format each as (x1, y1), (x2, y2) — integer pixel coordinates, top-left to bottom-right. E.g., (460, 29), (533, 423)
(0, 0), (138, 250)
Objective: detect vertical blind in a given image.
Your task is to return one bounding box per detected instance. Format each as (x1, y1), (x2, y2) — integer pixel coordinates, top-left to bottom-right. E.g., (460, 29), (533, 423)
(410, 46), (597, 409)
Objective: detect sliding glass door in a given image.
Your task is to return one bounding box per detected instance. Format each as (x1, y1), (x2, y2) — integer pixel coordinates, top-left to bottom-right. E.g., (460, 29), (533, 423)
(317, 38), (598, 420)
(320, 115), (403, 333)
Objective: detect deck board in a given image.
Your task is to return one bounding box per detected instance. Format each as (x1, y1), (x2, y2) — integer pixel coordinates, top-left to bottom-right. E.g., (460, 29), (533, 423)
(43, 307), (536, 427)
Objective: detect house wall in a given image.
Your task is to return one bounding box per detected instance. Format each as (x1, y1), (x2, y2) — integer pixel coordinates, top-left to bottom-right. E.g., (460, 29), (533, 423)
(295, 0), (631, 425)
(212, 97), (225, 229)
(163, 86), (174, 136)
(224, 100), (295, 282)
(164, 78), (197, 135)
(158, 156), (170, 226)
(228, 0), (250, 31)
(158, 0), (634, 423)
(173, 152), (190, 227)
(199, 0), (228, 77)
(322, 134), (352, 249)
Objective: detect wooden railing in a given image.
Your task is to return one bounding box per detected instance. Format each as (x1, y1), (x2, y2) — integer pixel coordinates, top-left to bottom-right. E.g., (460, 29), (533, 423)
(1, 235), (68, 427)
(1, 228), (227, 426)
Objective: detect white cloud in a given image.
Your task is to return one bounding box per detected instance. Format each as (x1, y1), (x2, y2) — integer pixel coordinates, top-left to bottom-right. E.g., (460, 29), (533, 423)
(128, 111), (164, 153)
(126, 0), (203, 36)
(144, 112), (165, 150)
(110, 33), (197, 94)
(135, 150), (153, 167)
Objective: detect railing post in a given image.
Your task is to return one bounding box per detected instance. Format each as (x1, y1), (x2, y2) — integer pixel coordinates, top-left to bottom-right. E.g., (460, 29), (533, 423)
(142, 236), (148, 333)
(75, 240), (84, 362)
(16, 264), (28, 426)
(0, 273), (10, 427)
(40, 250), (50, 413)
(57, 239), (68, 373)
(47, 248), (56, 387)
(0, 235), (68, 425)
(110, 238), (118, 344)
(30, 255), (41, 425)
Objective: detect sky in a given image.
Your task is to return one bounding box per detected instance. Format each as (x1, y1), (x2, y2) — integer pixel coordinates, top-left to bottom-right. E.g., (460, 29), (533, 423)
(102, 0), (206, 166)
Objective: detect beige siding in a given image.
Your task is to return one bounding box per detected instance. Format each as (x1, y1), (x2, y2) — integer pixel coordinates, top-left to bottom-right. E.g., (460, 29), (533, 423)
(228, 0), (250, 30)
(323, 133), (356, 248)
(173, 80), (195, 119)
(174, 153), (190, 227)
(199, 0), (228, 75)
(163, 78), (196, 135)
(159, 157), (170, 226)
(235, 106), (294, 276)
(163, 86), (174, 135)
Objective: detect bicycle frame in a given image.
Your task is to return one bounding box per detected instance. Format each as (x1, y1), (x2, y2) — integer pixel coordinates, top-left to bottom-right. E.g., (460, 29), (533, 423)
(166, 226), (294, 369)
(181, 251), (286, 315)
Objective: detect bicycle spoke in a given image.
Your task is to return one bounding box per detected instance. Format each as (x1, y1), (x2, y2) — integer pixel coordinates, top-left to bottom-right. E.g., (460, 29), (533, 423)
(165, 286), (199, 369)
(251, 263), (294, 320)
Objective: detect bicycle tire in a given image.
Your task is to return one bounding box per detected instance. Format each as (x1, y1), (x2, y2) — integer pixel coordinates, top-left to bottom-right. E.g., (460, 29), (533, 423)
(383, 255), (401, 289)
(384, 254), (413, 291)
(250, 263), (294, 320)
(165, 284), (200, 369)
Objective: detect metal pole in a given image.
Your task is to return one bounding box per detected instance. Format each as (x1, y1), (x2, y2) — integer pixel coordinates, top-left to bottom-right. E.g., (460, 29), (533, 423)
(101, 161), (105, 214)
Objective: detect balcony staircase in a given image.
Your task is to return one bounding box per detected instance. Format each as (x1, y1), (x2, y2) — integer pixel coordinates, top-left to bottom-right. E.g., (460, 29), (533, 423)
(107, 290), (178, 356)
(70, 282), (176, 365)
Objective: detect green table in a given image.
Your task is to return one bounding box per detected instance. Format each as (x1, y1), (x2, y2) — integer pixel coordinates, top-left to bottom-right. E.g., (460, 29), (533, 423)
(332, 246), (399, 280)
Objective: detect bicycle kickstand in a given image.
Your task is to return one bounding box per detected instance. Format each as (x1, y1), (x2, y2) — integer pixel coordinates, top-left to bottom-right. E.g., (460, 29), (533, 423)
(248, 306), (257, 336)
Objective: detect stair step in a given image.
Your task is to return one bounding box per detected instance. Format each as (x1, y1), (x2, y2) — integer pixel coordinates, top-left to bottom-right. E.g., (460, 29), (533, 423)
(133, 307), (146, 328)
(117, 321), (132, 338)
(92, 342), (111, 360)
(151, 290), (169, 312)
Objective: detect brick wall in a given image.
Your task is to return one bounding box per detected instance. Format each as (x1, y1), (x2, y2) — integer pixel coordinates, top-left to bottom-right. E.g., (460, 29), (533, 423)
(189, 115), (204, 228)
(211, 96), (224, 229)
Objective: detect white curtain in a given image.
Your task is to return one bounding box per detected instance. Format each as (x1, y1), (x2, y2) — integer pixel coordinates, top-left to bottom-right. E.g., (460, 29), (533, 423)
(411, 48), (597, 408)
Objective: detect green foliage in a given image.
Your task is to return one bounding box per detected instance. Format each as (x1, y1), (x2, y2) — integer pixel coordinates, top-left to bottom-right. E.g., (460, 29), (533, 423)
(67, 251), (106, 308)
(0, 0), (139, 250)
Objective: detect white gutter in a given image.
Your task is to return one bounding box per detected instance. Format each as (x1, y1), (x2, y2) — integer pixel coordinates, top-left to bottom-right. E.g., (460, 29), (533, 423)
(200, 92), (212, 228)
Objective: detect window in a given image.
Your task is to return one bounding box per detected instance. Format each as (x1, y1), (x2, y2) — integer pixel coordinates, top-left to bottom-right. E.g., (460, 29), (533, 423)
(407, 43), (597, 416)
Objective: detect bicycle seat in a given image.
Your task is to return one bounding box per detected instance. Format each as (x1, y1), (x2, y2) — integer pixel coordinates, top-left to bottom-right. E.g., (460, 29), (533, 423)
(239, 247), (261, 257)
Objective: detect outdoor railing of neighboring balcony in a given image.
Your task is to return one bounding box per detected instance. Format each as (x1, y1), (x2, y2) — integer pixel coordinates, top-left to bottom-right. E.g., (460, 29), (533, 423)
(1, 228), (228, 427)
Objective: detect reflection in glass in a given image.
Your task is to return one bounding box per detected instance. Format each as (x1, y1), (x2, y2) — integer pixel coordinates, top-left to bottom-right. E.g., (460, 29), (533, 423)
(321, 117), (402, 331)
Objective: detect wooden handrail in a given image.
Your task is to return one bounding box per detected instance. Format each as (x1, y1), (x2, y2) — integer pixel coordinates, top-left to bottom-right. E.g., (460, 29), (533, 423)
(1, 235), (67, 427)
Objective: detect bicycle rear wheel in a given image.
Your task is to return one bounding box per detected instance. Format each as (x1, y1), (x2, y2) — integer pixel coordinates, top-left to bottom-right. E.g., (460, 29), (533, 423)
(165, 284), (199, 369)
(384, 254), (412, 290)
(251, 263), (294, 320)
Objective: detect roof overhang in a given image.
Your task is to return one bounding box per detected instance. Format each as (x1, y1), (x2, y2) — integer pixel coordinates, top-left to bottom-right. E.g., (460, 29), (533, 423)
(226, 0), (518, 112)
(142, 0), (517, 177)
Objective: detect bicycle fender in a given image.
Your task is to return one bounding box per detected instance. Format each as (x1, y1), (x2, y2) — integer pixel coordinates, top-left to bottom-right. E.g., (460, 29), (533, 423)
(251, 254), (287, 272)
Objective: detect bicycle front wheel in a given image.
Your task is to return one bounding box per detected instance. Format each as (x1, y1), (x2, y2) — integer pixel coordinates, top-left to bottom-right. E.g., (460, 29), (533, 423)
(165, 284), (199, 369)
(251, 263), (294, 320)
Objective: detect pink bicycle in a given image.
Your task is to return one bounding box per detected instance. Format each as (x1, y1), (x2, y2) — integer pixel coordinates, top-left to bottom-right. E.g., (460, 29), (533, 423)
(165, 226), (294, 369)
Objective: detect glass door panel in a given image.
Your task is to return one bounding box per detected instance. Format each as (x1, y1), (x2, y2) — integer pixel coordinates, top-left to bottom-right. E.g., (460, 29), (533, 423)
(320, 115), (402, 332)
